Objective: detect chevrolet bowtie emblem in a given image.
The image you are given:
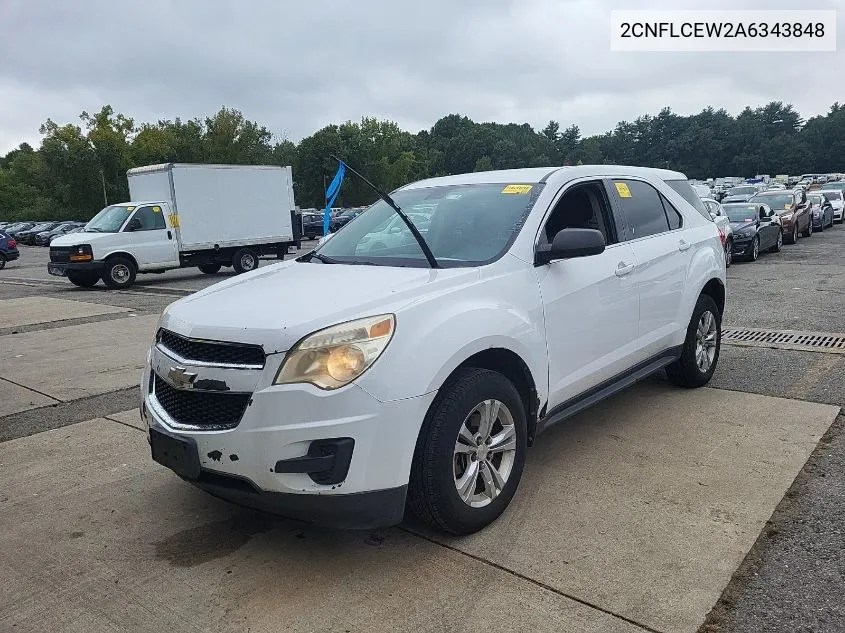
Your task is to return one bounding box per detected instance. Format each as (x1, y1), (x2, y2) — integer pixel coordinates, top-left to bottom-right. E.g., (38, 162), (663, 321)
(167, 365), (197, 389)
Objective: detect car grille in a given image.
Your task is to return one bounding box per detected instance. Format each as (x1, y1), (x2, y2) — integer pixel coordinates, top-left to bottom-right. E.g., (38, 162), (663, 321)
(49, 246), (71, 263)
(157, 329), (265, 368)
(152, 373), (250, 430)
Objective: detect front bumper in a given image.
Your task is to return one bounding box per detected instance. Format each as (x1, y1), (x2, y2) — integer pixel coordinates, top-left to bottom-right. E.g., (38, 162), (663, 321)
(47, 260), (105, 276)
(141, 347), (436, 528)
(731, 236), (754, 256)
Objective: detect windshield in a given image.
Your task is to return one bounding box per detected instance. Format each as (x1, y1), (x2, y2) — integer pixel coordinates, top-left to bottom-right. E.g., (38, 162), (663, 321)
(728, 186), (756, 196)
(750, 193), (792, 210)
(821, 191), (842, 201)
(85, 205), (135, 232)
(723, 205), (758, 222)
(29, 223), (54, 232)
(313, 183), (544, 267)
(808, 195), (824, 206)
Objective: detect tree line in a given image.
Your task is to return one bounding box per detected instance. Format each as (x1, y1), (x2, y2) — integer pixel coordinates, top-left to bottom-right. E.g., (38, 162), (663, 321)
(1, 101), (844, 222)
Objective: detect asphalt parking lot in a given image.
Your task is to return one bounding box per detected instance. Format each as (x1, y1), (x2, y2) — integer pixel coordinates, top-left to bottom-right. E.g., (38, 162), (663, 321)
(2, 230), (844, 633)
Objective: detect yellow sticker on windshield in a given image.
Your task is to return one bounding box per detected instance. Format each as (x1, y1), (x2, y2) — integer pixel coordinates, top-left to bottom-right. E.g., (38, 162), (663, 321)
(614, 182), (632, 198)
(784, 203), (792, 209)
(152, 206), (161, 213)
(126, 206), (135, 212)
(501, 184), (533, 194)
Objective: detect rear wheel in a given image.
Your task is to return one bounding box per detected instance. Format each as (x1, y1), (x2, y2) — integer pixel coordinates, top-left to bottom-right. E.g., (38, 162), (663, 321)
(0, 254), (6, 270)
(67, 270), (99, 288)
(198, 263), (221, 274)
(666, 294), (721, 388)
(102, 257), (136, 289)
(232, 248), (259, 274)
(409, 368), (527, 535)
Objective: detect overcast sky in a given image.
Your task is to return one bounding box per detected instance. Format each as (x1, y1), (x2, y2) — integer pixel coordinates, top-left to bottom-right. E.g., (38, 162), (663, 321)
(1, 0), (842, 154)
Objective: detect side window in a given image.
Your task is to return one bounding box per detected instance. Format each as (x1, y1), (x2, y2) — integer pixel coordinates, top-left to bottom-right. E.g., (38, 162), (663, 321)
(541, 181), (617, 246)
(611, 179), (670, 240)
(130, 205), (167, 231)
(660, 195), (683, 230)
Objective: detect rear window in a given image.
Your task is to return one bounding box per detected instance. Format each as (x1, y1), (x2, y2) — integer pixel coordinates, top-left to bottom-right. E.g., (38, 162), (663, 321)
(664, 179), (711, 221)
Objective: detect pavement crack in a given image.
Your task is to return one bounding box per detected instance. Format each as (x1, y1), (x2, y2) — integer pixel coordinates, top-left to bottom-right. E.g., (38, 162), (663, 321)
(0, 376), (61, 403)
(104, 415), (145, 433)
(398, 526), (667, 633)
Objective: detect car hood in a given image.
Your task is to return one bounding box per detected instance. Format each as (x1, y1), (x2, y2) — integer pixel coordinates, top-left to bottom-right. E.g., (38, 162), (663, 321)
(50, 231), (118, 248)
(729, 221), (756, 230)
(160, 259), (481, 353)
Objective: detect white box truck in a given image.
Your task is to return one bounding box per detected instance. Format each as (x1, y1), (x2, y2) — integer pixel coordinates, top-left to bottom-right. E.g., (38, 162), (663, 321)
(48, 163), (300, 289)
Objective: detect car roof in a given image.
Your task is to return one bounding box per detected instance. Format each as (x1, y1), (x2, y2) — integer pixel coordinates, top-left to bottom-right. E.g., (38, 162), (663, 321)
(399, 165), (688, 191)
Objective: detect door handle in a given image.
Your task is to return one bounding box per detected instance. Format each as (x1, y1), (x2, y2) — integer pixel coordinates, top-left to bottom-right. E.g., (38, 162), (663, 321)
(167, 230), (172, 240)
(615, 261), (635, 277)
(678, 239), (691, 252)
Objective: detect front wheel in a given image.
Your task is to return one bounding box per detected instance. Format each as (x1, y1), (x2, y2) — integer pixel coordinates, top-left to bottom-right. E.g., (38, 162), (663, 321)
(803, 219), (813, 238)
(408, 368), (527, 535)
(724, 240), (732, 268)
(67, 270), (99, 288)
(769, 230), (782, 253)
(101, 257), (137, 289)
(748, 236), (759, 261)
(232, 248), (259, 274)
(785, 225), (798, 244)
(666, 294), (721, 388)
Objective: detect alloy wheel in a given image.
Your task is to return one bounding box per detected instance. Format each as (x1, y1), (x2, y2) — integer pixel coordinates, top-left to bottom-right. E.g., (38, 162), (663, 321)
(752, 238), (759, 260)
(695, 311), (718, 373)
(453, 399), (517, 508)
(111, 264), (130, 284)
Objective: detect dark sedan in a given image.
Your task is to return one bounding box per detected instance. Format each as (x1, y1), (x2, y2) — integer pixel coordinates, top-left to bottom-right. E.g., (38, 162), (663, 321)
(723, 203), (782, 262)
(15, 221), (63, 245)
(5, 222), (36, 238)
(807, 193), (834, 231)
(301, 212), (325, 239)
(34, 222), (82, 246)
(329, 208), (366, 232)
(0, 230), (19, 269)
(749, 190), (811, 244)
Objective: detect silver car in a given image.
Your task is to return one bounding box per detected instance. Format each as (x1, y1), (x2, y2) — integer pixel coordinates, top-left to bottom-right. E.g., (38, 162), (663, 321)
(702, 197), (734, 267)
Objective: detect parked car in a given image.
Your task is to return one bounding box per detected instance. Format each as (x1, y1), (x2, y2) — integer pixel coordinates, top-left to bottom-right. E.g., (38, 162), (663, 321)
(701, 197), (734, 267)
(722, 203), (782, 261)
(142, 165), (726, 533)
(807, 193), (834, 231)
(50, 226), (83, 244)
(301, 212), (325, 240)
(749, 189), (811, 244)
(0, 230), (19, 269)
(355, 210), (434, 255)
(16, 221), (63, 245)
(5, 222), (35, 238)
(34, 222), (82, 246)
(723, 184), (762, 203)
(329, 208), (366, 232)
(817, 189), (844, 224)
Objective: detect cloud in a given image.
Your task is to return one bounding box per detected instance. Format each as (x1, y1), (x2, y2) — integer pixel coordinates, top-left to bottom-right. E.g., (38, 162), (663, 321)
(1, 0), (841, 153)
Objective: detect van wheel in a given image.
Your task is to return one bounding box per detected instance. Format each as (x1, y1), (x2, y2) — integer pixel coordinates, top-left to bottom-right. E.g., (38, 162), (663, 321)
(409, 368), (527, 535)
(666, 294), (721, 388)
(67, 270), (99, 288)
(198, 264), (221, 274)
(232, 248), (259, 274)
(102, 257), (136, 289)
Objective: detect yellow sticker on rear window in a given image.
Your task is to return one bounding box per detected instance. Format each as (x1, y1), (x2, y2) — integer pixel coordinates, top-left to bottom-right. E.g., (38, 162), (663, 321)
(152, 206), (161, 213)
(126, 206), (135, 212)
(501, 184), (533, 194)
(614, 182), (632, 198)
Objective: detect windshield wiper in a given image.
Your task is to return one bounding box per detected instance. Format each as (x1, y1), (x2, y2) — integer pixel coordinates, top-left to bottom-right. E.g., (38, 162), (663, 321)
(330, 155), (438, 269)
(309, 252), (339, 264)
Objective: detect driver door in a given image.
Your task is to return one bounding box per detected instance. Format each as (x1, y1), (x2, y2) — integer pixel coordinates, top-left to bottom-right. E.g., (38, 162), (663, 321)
(124, 205), (179, 268)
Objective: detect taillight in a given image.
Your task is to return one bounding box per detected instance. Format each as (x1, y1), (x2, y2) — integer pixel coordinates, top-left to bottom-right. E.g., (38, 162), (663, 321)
(8, 239), (16, 249)
(716, 226), (727, 247)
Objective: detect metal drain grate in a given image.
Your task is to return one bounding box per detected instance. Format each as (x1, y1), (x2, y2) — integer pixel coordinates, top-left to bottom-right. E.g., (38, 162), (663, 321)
(722, 328), (845, 354)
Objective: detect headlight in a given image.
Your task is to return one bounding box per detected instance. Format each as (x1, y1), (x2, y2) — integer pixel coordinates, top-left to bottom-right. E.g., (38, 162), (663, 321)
(274, 314), (395, 389)
(781, 213), (793, 221)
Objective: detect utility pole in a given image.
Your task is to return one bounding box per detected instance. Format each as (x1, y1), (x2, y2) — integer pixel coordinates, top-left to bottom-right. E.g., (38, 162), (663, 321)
(100, 170), (108, 206)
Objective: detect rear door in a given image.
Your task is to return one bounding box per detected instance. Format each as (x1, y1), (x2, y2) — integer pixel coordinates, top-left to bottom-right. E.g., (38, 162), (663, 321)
(124, 204), (179, 268)
(607, 178), (687, 359)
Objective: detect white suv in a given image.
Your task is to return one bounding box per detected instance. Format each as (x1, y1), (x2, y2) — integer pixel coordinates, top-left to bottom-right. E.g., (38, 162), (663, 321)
(142, 165), (726, 534)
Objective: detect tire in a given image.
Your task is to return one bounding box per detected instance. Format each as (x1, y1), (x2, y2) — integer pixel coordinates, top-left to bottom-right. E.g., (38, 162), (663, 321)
(666, 293), (721, 388)
(408, 368), (527, 535)
(769, 230), (782, 253)
(817, 219), (824, 232)
(0, 254), (6, 270)
(101, 257), (137, 289)
(724, 240), (732, 268)
(785, 225), (798, 244)
(802, 219), (812, 238)
(198, 263), (221, 274)
(67, 270), (99, 288)
(232, 248), (259, 274)
(747, 236), (759, 262)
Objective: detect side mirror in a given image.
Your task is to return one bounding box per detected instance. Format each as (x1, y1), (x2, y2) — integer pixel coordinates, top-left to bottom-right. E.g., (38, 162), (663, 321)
(125, 218), (142, 232)
(535, 228), (605, 265)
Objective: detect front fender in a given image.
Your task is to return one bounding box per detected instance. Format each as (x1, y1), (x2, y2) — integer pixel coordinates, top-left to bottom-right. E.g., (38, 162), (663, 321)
(356, 264), (548, 406)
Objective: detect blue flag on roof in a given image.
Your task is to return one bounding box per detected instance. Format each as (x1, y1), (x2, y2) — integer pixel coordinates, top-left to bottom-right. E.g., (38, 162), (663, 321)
(324, 162), (346, 236)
